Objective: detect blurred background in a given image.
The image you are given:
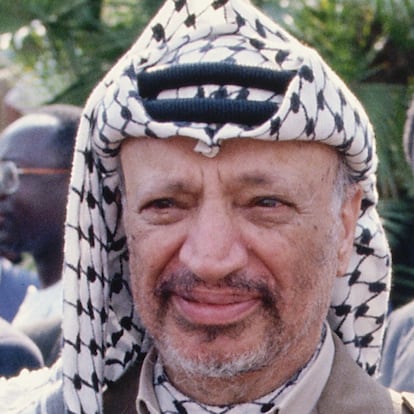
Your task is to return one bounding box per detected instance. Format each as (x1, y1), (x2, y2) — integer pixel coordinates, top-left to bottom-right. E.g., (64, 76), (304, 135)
(0, 0), (413, 309)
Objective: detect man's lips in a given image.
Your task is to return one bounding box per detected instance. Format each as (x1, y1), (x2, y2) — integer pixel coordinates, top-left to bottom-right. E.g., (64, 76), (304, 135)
(171, 290), (261, 326)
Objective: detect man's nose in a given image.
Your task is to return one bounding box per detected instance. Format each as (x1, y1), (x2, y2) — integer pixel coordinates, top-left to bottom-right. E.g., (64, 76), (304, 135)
(178, 203), (248, 282)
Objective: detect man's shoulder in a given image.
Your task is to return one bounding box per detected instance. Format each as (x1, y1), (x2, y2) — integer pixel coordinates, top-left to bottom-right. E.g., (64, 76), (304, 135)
(317, 334), (411, 413)
(388, 302), (414, 334)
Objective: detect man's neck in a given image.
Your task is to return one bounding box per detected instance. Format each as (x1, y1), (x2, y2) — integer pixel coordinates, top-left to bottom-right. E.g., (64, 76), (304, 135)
(103, 327), (331, 413)
(34, 250), (63, 288)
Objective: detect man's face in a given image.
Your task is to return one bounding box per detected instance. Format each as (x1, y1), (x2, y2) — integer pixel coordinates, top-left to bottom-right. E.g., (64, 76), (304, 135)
(121, 137), (359, 385)
(0, 116), (68, 262)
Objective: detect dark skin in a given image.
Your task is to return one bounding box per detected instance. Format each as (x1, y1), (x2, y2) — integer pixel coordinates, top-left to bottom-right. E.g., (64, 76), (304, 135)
(0, 114), (71, 288)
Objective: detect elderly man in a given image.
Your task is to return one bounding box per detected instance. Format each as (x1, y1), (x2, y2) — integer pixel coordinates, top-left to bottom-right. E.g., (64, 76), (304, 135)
(1, 0), (414, 413)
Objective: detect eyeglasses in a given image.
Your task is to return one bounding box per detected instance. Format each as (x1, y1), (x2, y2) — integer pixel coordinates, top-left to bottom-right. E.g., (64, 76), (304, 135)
(0, 160), (70, 196)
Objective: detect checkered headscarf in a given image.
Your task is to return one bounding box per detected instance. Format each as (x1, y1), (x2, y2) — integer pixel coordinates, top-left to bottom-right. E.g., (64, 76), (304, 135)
(62, 1), (391, 412)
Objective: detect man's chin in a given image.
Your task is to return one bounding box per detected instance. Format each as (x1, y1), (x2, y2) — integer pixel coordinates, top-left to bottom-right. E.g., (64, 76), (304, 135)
(160, 338), (273, 379)
(156, 322), (277, 379)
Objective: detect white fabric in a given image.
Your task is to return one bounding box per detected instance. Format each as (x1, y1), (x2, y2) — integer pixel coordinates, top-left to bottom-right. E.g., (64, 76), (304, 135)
(0, 361), (63, 414)
(12, 280), (62, 330)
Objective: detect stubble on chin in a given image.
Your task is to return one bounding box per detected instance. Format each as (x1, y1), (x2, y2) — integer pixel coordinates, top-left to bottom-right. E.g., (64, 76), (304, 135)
(155, 312), (285, 380)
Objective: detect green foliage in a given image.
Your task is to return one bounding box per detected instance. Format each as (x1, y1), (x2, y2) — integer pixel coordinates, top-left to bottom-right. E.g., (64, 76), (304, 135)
(354, 83), (414, 199)
(0, 0), (164, 105)
(274, 0), (414, 85)
(287, 0), (379, 82)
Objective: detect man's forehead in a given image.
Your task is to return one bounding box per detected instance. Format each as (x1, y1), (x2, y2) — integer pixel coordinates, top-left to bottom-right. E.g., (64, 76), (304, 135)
(121, 136), (339, 183)
(122, 135), (337, 157)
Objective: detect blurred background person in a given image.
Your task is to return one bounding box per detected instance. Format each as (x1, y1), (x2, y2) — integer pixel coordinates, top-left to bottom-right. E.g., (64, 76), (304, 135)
(0, 257), (38, 322)
(0, 104), (81, 365)
(378, 95), (414, 393)
(0, 316), (43, 378)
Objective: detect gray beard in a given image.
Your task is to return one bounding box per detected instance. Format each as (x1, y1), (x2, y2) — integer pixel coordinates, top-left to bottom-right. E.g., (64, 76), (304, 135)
(157, 332), (283, 378)
(154, 304), (289, 379)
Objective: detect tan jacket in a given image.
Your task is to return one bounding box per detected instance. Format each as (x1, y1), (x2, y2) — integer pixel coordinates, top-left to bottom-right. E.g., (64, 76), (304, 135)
(311, 334), (414, 414)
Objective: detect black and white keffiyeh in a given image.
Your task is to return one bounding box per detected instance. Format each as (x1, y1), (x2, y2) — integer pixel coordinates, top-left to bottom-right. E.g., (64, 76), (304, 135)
(58, 0), (391, 412)
(153, 324), (333, 414)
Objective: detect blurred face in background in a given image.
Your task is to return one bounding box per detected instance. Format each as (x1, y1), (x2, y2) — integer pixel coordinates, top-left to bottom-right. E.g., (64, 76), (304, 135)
(0, 115), (70, 263)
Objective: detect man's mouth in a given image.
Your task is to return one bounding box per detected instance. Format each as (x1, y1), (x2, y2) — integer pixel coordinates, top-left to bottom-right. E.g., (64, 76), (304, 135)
(171, 290), (261, 326)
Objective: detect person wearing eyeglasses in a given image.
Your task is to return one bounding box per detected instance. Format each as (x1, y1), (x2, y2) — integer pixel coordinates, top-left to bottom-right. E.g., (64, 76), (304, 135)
(0, 104), (81, 366)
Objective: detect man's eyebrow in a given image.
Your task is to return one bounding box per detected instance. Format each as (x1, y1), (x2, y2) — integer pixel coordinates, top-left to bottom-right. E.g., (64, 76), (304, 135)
(139, 180), (196, 194)
(236, 172), (282, 187)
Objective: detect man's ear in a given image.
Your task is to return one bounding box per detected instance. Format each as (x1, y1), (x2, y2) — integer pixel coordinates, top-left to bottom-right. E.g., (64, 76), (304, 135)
(337, 185), (363, 276)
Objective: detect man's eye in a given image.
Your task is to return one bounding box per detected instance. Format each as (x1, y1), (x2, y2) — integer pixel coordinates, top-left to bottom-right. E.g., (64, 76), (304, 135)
(252, 197), (280, 208)
(138, 197), (187, 225)
(144, 198), (175, 210)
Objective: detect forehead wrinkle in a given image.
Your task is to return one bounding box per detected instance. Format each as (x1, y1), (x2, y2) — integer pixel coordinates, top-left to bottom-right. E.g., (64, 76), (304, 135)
(140, 179), (198, 196)
(234, 170), (292, 192)
(238, 172), (276, 187)
(163, 181), (196, 194)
